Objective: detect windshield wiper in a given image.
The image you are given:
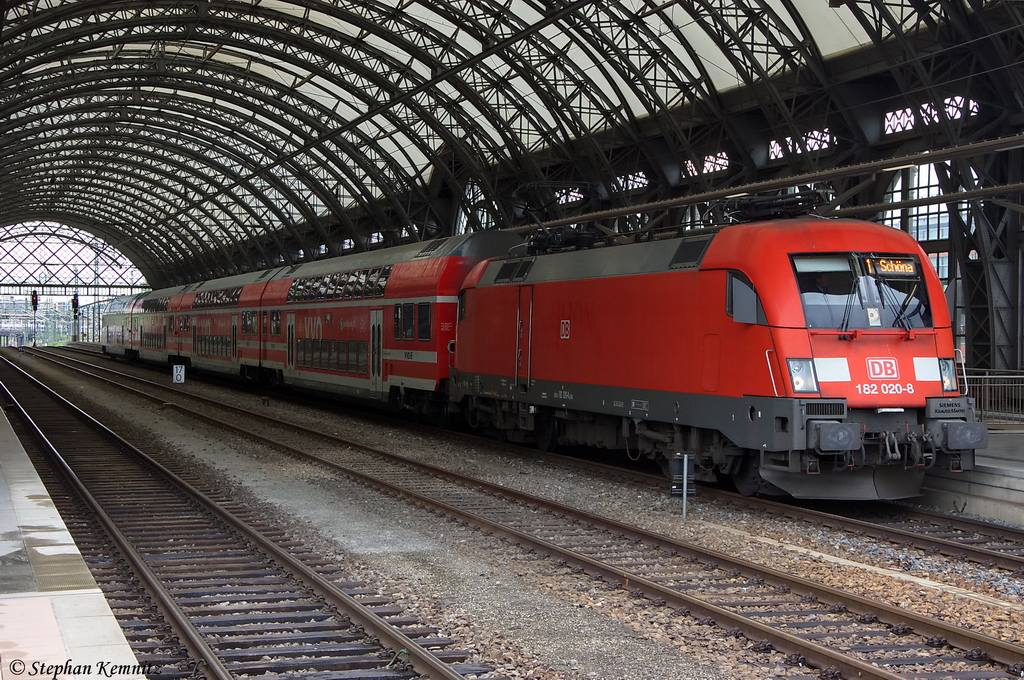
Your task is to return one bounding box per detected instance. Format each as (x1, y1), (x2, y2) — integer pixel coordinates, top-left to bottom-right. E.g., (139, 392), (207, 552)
(839, 273), (859, 334)
(891, 282), (920, 329)
(879, 279), (914, 330)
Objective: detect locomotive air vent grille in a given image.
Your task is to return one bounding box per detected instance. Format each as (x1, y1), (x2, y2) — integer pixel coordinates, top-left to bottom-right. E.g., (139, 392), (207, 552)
(494, 260), (519, 283)
(669, 235), (715, 270)
(414, 238), (448, 258)
(805, 401), (846, 417)
(494, 258), (535, 283)
(510, 259), (535, 282)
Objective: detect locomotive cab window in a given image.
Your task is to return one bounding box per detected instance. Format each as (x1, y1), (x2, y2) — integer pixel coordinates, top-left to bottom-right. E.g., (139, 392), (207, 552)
(794, 254), (932, 330)
(726, 271), (766, 325)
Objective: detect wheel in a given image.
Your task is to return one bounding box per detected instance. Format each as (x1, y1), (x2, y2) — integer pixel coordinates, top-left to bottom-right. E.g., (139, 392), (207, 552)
(731, 452), (786, 497)
(426, 398), (450, 429)
(536, 417), (559, 452)
(732, 455), (760, 497)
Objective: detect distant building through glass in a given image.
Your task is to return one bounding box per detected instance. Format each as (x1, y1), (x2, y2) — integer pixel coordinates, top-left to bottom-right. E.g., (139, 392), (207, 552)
(0, 221), (148, 346)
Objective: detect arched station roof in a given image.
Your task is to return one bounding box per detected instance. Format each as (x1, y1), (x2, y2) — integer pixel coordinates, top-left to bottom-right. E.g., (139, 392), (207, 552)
(2, 0), (1023, 366)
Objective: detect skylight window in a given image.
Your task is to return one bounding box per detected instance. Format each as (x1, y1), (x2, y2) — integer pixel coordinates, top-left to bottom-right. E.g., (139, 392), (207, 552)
(0, 221), (146, 294)
(685, 152), (729, 176)
(768, 128), (835, 160)
(557, 187), (585, 204)
(885, 97), (980, 134)
(617, 172), (648, 191)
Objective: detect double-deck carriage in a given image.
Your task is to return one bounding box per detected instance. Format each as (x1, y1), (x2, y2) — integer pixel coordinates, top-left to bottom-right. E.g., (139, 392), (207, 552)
(104, 231), (522, 420)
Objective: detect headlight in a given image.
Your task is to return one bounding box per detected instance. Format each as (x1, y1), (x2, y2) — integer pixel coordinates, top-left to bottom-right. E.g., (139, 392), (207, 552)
(788, 359), (819, 393)
(939, 358), (959, 393)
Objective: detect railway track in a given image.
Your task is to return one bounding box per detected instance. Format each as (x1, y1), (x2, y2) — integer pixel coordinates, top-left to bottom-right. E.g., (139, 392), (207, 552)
(708, 492), (1024, 575)
(0, 356), (485, 680)
(38, 346), (1024, 575)
(13, 348), (1024, 679)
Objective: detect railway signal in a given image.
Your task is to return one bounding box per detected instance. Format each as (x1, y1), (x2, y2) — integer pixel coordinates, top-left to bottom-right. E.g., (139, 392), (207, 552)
(30, 290), (38, 346)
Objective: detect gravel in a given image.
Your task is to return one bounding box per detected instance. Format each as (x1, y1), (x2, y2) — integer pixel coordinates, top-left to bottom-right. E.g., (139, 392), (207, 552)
(14, 349), (1024, 678)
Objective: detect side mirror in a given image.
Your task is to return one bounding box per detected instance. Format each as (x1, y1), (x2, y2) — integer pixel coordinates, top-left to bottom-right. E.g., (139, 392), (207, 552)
(448, 340), (456, 354)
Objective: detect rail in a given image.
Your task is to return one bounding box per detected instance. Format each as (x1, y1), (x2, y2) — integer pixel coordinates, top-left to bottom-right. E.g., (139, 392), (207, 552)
(965, 371), (1024, 424)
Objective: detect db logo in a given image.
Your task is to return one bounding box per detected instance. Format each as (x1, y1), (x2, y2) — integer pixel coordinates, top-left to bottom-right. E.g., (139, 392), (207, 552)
(560, 320), (571, 339)
(867, 357), (899, 380)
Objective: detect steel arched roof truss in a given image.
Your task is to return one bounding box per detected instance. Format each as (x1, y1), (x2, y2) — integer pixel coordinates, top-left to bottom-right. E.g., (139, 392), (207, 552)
(2, 0), (1023, 305)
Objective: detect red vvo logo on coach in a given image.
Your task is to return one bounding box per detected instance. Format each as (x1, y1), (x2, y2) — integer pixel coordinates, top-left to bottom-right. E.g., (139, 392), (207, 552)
(866, 357), (899, 380)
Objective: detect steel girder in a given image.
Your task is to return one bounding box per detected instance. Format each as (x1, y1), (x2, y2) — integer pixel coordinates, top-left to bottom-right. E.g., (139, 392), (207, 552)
(834, 0), (1024, 369)
(2, 0), (1023, 370)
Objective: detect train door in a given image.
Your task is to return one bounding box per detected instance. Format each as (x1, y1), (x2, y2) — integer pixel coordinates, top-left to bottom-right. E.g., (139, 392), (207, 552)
(516, 285), (533, 390)
(261, 311), (268, 366)
(370, 309), (383, 396)
(231, 315), (238, 362)
(286, 313), (295, 369)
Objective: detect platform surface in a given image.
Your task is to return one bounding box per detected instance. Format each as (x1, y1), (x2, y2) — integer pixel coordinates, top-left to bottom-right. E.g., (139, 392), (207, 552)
(0, 410), (145, 680)
(919, 426), (1024, 526)
(976, 427), (1024, 473)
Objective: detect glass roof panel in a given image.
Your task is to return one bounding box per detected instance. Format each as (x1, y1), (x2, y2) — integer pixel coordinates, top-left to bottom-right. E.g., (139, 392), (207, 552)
(1, 0), (1000, 289)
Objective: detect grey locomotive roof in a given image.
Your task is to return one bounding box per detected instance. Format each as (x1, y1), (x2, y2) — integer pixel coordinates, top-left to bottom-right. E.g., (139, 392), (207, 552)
(477, 232), (718, 286)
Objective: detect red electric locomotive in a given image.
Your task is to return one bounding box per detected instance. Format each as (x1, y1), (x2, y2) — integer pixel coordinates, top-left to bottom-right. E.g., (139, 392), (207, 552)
(449, 215), (987, 500)
(102, 230), (522, 420)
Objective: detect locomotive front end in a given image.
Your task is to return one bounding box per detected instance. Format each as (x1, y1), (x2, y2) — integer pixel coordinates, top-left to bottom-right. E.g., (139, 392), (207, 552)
(760, 248), (987, 499)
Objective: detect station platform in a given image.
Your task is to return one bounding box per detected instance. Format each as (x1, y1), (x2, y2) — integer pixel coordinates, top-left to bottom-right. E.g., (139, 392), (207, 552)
(921, 427), (1024, 526)
(0, 410), (145, 680)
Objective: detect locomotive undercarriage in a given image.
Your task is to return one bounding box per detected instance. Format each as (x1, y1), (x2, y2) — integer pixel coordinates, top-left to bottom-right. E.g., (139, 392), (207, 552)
(392, 384), (451, 426)
(459, 392), (985, 501)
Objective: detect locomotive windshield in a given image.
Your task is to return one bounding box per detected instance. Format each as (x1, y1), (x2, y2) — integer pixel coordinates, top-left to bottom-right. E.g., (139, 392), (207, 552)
(793, 253), (932, 330)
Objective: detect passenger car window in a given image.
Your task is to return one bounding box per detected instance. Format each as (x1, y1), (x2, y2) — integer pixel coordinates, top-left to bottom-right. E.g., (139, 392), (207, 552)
(373, 266), (392, 297)
(417, 302), (430, 340)
(402, 303), (415, 340)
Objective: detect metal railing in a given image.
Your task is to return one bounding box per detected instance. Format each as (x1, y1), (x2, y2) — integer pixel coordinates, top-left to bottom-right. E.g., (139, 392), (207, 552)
(964, 371), (1024, 424)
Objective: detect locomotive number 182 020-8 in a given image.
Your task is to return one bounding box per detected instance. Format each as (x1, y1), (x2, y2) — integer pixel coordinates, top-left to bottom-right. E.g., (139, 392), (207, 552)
(855, 382), (916, 395)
